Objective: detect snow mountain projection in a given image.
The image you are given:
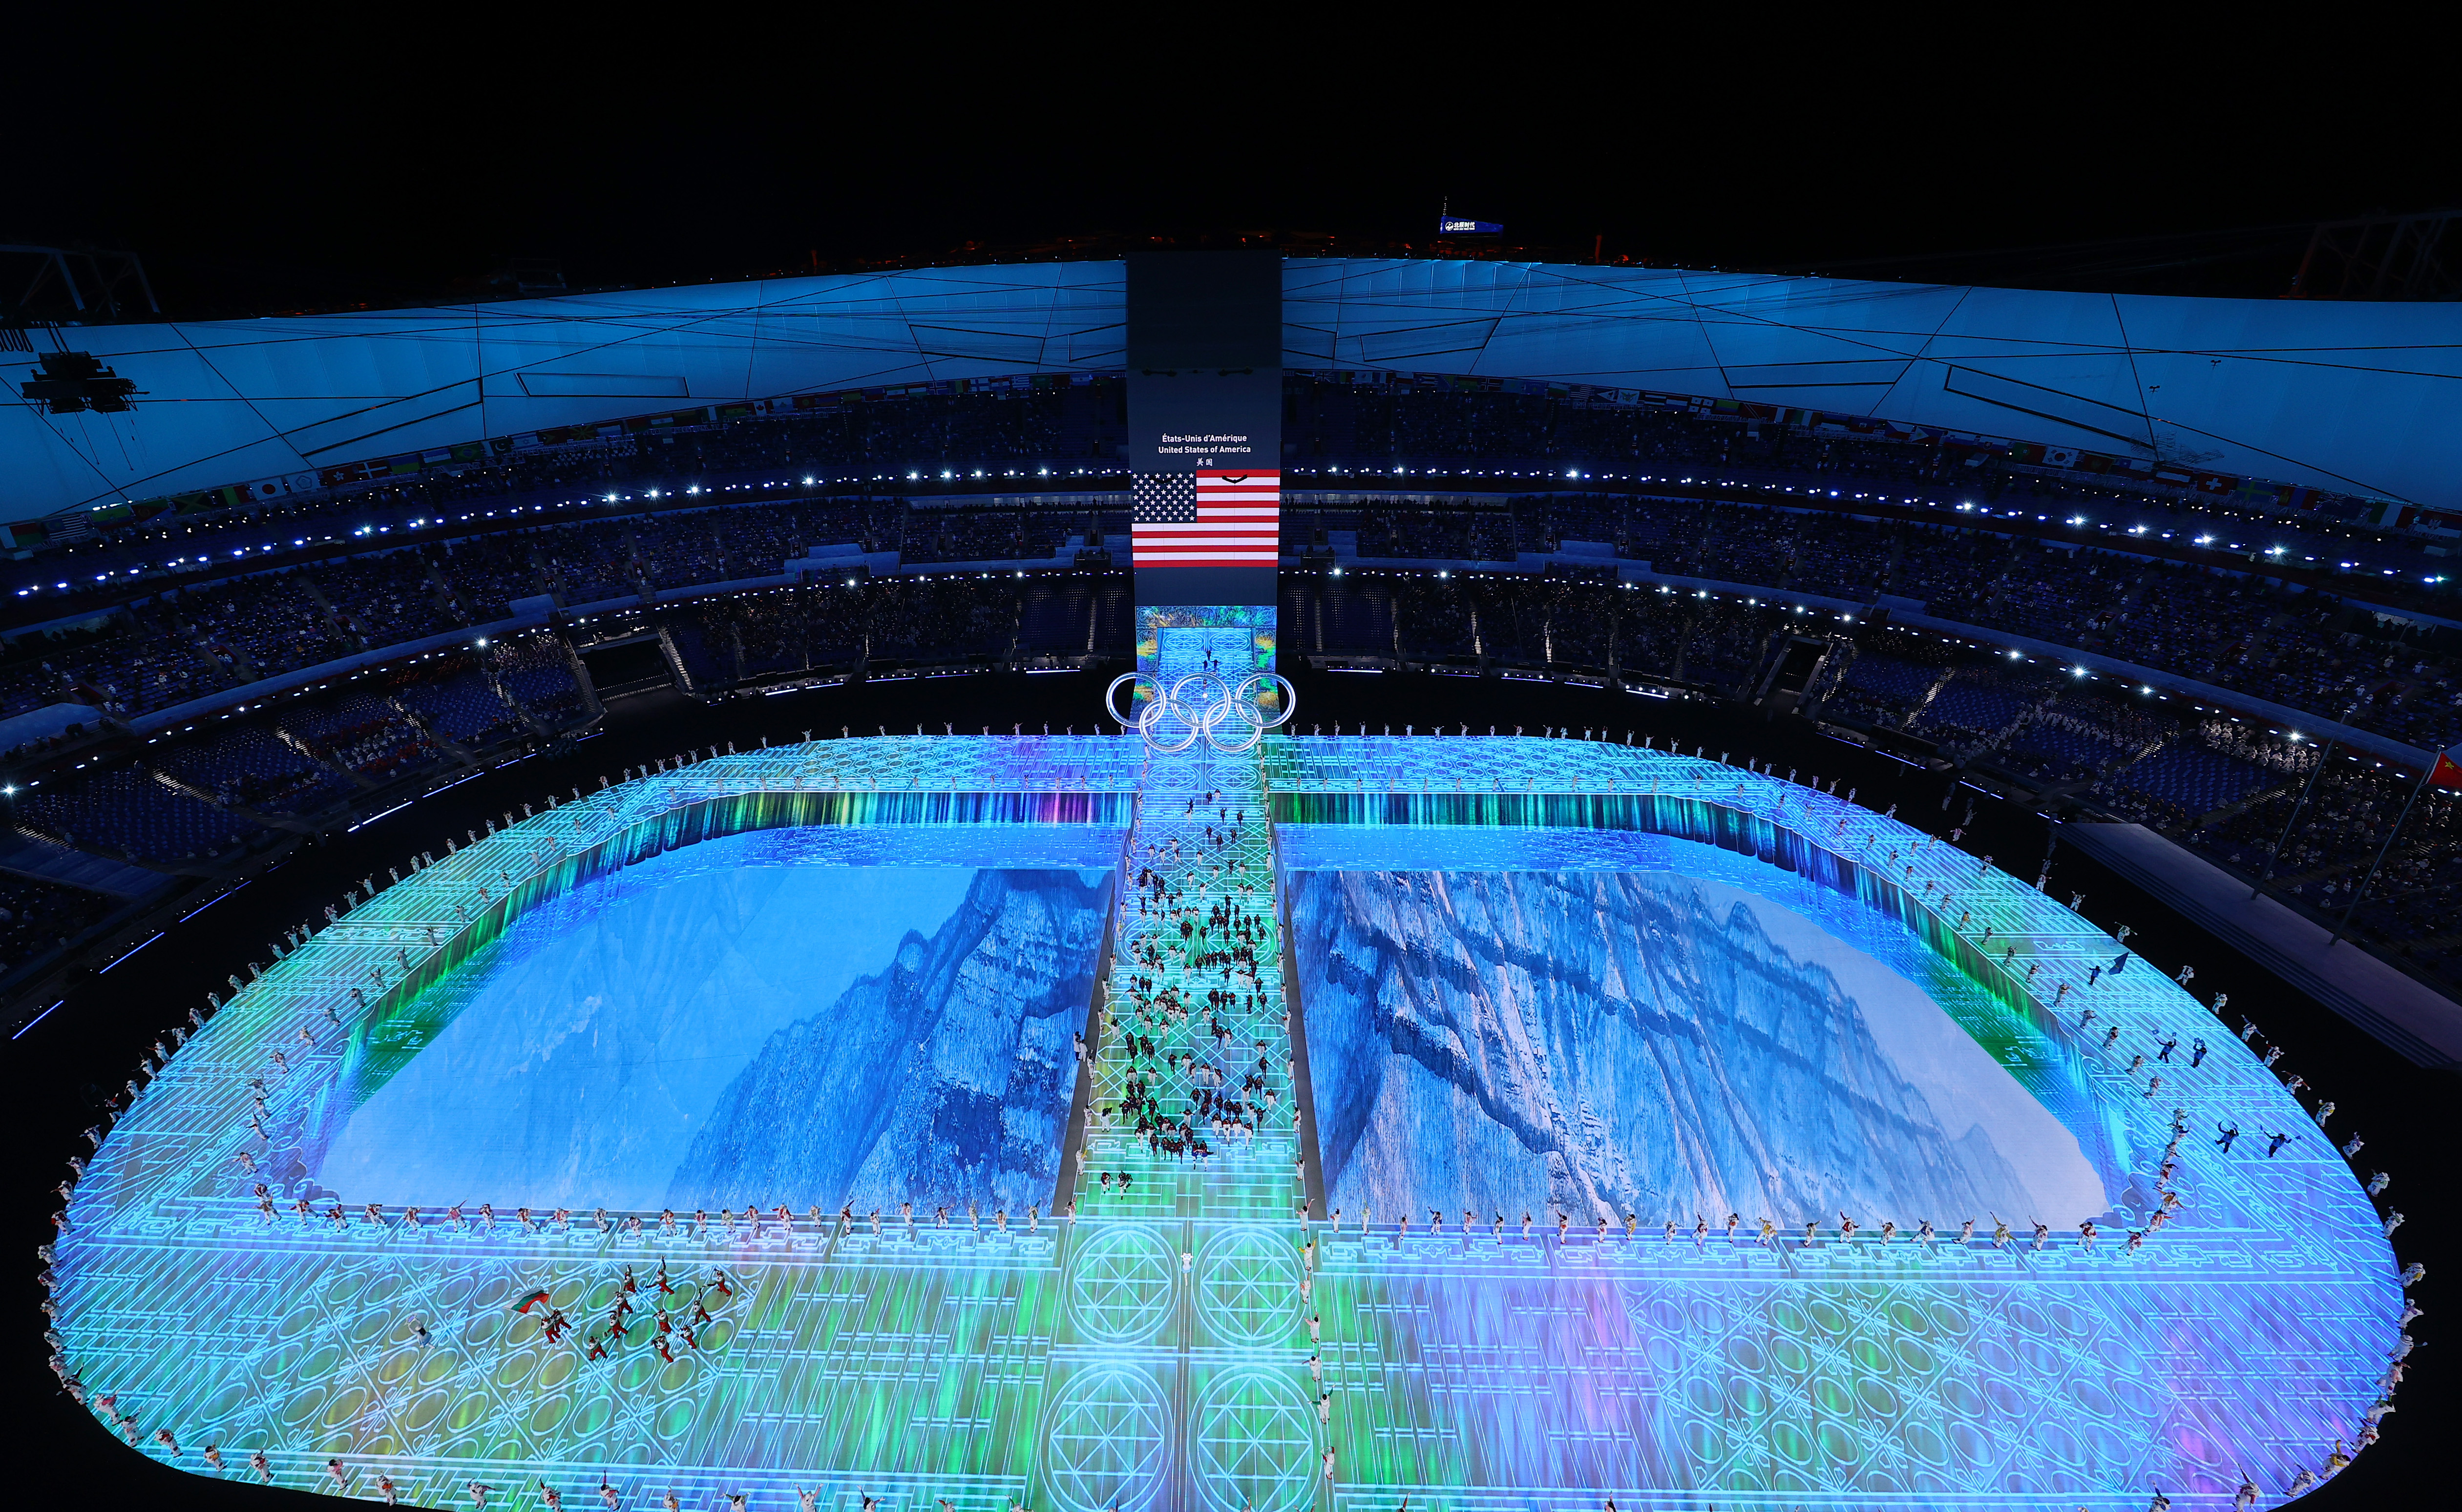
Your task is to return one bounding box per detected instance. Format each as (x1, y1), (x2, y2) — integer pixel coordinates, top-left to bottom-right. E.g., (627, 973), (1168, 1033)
(1290, 868), (2109, 1232)
(314, 834), (1113, 1218)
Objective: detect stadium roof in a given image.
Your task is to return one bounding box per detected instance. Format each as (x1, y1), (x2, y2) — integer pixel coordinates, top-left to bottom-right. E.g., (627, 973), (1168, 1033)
(3, 257), (2459, 525)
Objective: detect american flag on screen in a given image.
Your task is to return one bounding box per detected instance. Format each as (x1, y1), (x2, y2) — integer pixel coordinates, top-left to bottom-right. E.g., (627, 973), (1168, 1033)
(1132, 470), (1280, 568)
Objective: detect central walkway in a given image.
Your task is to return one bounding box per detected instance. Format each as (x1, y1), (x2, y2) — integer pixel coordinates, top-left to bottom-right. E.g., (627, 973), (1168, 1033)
(1032, 623), (1327, 1512)
(1076, 624), (1303, 1222)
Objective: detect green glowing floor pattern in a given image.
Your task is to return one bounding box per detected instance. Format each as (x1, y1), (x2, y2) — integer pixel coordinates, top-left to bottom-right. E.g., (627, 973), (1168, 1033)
(48, 637), (2399, 1511)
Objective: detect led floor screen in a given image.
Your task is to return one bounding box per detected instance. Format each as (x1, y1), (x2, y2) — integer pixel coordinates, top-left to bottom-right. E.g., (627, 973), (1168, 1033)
(317, 836), (1115, 1220)
(1289, 862), (2112, 1238)
(45, 723), (2403, 1511)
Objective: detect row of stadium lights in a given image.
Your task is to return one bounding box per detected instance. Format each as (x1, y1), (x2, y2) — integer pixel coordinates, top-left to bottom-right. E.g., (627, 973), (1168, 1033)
(12, 468), (1094, 595)
(18, 464), (2446, 598)
(1295, 464), (2438, 582)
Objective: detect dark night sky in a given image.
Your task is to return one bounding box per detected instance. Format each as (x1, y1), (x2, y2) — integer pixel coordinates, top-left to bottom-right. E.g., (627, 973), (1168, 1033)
(10, 16), (2457, 315)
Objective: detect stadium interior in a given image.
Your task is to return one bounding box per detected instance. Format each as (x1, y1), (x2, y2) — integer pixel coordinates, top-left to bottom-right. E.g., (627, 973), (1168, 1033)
(8, 250), (2449, 1512)
(21, 0), (2462, 1487)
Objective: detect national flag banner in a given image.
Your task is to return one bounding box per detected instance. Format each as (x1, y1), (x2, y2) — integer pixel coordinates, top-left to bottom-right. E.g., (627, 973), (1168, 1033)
(2430, 742), (2462, 791)
(1132, 469), (1280, 568)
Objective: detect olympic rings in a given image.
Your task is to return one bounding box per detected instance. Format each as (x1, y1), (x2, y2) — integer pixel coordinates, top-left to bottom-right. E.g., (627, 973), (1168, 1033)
(1234, 674), (1298, 729)
(1102, 672), (1154, 728)
(1104, 670), (1298, 753)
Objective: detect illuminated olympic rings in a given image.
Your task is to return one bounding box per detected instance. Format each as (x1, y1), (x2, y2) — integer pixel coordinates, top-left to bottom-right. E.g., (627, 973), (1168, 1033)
(1105, 671), (1297, 754)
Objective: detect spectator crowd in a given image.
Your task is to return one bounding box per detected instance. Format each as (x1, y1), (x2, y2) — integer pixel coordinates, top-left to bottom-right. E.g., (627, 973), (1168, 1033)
(3, 380), (2459, 995)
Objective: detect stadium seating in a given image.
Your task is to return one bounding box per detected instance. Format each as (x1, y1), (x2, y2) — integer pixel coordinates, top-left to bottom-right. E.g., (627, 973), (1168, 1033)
(11, 380), (2462, 984)
(280, 692), (447, 783)
(1913, 680), (2034, 747)
(436, 534), (544, 619)
(391, 662), (526, 750)
(2108, 743), (2281, 825)
(664, 617), (730, 688)
(150, 719), (357, 816)
(1823, 653), (1939, 727)
(0, 873), (115, 974)
(30, 414), (2456, 752)
(0, 621), (229, 723)
(173, 570), (354, 679)
(2004, 718), (2128, 786)
(713, 504), (808, 579)
(631, 513), (724, 590)
(312, 549), (466, 646)
(492, 633), (588, 727)
(537, 523), (642, 606)
(17, 765), (258, 863)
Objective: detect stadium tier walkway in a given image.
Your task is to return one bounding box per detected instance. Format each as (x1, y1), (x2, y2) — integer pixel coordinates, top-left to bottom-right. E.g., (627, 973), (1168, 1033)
(0, 828), (178, 897)
(2063, 819), (2462, 1069)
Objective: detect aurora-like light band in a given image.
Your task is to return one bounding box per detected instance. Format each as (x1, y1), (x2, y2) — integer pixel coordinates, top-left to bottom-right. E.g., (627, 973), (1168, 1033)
(47, 643), (2398, 1511)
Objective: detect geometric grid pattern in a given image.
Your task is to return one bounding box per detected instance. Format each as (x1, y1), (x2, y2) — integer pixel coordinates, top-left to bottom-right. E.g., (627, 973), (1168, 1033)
(46, 701), (2403, 1509)
(1266, 736), (2405, 1510)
